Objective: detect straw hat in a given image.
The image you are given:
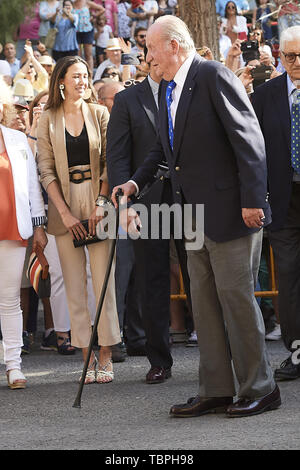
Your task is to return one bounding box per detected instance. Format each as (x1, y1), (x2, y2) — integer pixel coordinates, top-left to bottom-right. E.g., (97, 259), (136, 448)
(13, 79), (35, 102)
(106, 38), (121, 51)
(38, 55), (54, 66)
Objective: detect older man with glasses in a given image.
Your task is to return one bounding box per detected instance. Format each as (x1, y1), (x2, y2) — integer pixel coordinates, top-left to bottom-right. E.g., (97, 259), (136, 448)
(252, 25), (300, 382)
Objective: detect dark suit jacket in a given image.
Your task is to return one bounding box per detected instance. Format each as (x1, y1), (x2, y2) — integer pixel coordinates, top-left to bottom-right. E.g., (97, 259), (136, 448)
(251, 72), (293, 232)
(106, 77), (165, 206)
(132, 54), (271, 243)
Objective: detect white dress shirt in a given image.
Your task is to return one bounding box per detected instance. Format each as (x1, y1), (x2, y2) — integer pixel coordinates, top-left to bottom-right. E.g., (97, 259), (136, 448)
(170, 52), (196, 127)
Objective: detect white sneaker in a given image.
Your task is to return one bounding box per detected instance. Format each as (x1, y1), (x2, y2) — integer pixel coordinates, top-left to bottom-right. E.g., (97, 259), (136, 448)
(265, 324), (281, 341)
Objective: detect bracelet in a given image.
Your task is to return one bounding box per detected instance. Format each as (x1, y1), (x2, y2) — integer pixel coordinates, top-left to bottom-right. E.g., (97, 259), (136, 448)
(28, 135), (37, 141)
(95, 195), (112, 207)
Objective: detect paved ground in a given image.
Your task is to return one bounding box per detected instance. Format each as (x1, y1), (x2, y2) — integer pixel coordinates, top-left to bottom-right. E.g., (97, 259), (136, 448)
(0, 328), (299, 451)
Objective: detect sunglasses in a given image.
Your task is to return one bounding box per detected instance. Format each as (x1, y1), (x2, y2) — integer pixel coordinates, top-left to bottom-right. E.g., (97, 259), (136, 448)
(227, 5), (236, 9)
(137, 34), (146, 39)
(102, 71), (119, 77)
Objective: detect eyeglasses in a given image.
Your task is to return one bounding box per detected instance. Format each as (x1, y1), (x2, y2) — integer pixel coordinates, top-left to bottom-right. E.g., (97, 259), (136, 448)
(281, 52), (300, 64)
(102, 72), (119, 78)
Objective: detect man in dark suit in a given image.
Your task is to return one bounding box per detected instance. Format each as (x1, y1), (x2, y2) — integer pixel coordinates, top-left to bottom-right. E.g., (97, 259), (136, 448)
(107, 61), (190, 383)
(111, 15), (280, 418)
(252, 25), (300, 381)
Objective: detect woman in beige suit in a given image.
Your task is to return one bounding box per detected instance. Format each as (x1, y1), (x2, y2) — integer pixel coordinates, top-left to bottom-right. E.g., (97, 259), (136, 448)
(37, 56), (120, 384)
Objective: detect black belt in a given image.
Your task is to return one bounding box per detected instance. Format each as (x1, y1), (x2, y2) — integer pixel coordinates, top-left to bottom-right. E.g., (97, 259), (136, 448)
(69, 169), (91, 184)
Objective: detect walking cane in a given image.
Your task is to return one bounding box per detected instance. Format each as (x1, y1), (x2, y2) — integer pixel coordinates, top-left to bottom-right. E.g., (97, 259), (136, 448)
(73, 188), (123, 409)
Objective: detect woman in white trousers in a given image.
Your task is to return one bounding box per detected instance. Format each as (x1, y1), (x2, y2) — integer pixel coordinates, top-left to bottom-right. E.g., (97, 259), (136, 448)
(0, 76), (47, 389)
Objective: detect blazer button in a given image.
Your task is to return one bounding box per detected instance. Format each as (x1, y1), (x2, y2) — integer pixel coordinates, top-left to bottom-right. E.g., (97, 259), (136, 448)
(176, 191), (180, 195)
(175, 166), (180, 171)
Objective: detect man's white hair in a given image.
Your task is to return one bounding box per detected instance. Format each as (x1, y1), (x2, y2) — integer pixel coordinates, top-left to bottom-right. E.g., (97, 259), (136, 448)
(154, 15), (195, 53)
(280, 25), (300, 50)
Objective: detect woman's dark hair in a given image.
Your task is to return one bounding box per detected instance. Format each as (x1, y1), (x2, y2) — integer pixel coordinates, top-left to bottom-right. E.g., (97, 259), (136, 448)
(249, 27), (265, 45)
(63, 0), (73, 6)
(225, 1), (238, 18)
(102, 66), (121, 81)
(29, 89), (49, 125)
(45, 56), (97, 110)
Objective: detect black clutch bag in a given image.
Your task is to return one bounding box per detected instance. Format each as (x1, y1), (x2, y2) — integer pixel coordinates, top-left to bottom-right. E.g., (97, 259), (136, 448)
(72, 219), (104, 248)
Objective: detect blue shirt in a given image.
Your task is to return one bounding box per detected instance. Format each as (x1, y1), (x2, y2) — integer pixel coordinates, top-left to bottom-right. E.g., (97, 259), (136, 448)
(286, 74), (300, 181)
(7, 58), (20, 78)
(215, 0), (249, 18)
(53, 15), (79, 52)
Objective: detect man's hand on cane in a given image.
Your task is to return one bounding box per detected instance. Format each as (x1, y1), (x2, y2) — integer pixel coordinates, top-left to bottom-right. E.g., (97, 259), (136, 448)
(111, 183), (142, 236)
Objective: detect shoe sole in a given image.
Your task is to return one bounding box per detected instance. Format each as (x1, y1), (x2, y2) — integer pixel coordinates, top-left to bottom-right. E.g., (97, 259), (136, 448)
(226, 398), (282, 418)
(40, 346), (58, 351)
(274, 374), (300, 381)
(170, 405), (229, 418)
(146, 372), (172, 384)
(8, 382), (26, 390)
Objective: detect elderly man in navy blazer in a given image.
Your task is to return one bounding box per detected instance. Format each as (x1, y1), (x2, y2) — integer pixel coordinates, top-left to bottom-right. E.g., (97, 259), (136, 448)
(252, 25), (300, 382)
(112, 15), (280, 418)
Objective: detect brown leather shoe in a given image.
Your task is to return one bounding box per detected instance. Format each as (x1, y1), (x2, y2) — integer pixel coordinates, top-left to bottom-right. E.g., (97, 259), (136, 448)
(226, 385), (281, 418)
(146, 367), (172, 384)
(170, 396), (233, 418)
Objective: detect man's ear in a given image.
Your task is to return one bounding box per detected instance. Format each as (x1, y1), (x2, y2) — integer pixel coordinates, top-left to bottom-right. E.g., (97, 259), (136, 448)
(170, 39), (180, 56)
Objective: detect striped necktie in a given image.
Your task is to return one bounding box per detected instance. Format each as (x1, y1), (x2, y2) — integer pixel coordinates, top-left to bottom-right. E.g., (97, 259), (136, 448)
(291, 89), (300, 174)
(166, 80), (176, 151)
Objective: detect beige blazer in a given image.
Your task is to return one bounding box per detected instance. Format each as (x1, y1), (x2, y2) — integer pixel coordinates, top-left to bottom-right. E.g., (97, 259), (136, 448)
(37, 101), (109, 236)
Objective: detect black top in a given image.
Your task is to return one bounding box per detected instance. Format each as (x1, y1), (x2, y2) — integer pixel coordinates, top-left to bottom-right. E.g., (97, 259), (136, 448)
(65, 123), (90, 168)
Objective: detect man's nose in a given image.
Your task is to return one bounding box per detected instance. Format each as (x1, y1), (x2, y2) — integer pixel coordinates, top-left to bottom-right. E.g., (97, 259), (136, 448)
(295, 55), (300, 65)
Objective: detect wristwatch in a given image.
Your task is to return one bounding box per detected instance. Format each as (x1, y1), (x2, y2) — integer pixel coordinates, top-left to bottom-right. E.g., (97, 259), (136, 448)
(95, 195), (113, 207)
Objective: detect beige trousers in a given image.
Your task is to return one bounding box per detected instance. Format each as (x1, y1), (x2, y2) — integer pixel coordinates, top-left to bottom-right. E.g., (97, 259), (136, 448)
(55, 167), (121, 348)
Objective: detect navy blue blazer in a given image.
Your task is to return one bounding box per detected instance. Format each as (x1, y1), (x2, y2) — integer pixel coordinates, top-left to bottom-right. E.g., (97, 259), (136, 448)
(251, 72), (293, 232)
(132, 54), (271, 243)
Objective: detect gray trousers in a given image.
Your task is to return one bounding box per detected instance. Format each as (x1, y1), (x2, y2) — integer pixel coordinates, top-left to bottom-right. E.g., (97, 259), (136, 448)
(187, 230), (275, 399)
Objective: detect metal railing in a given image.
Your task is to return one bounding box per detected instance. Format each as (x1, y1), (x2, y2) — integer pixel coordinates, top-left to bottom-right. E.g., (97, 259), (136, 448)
(170, 245), (278, 301)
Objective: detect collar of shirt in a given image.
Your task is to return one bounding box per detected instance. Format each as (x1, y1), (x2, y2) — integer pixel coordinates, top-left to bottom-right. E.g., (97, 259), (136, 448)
(170, 52), (196, 126)
(147, 74), (160, 108)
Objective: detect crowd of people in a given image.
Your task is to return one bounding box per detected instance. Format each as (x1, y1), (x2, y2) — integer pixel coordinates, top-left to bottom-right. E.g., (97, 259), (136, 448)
(0, 0), (300, 420)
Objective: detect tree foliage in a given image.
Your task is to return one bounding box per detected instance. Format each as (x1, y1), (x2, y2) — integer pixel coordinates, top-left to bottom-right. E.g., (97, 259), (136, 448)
(0, 0), (37, 45)
(178, 0), (219, 60)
